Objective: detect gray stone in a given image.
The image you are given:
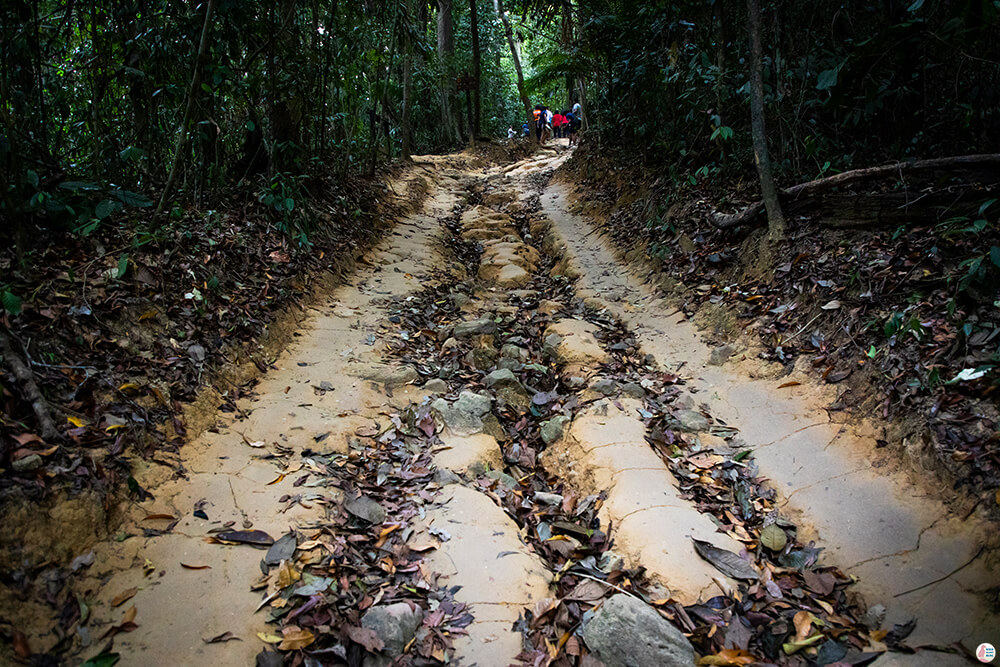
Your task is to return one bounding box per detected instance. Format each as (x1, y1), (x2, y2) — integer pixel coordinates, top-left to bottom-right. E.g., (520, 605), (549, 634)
(540, 416), (571, 445)
(622, 382), (646, 399)
(434, 468), (461, 485)
(674, 393), (696, 410)
(423, 378), (448, 394)
(500, 343), (529, 361)
(441, 337), (460, 352)
(362, 602), (424, 656)
(542, 333), (563, 357)
(453, 318), (497, 338)
(431, 391), (493, 436)
(497, 358), (521, 371)
(483, 368), (522, 389)
(465, 347), (498, 370)
(590, 378), (618, 396)
(345, 495), (386, 524)
(675, 409), (710, 433)
(534, 491), (564, 506)
(450, 292), (471, 309)
(708, 344), (736, 366)
(495, 384), (531, 408)
(12, 454), (43, 472)
(565, 376), (587, 390)
(359, 364), (420, 387)
(582, 594), (695, 667)
(484, 469), (518, 490)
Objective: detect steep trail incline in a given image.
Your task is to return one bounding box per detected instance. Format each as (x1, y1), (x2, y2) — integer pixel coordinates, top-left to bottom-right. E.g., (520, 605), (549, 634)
(43, 147), (997, 667)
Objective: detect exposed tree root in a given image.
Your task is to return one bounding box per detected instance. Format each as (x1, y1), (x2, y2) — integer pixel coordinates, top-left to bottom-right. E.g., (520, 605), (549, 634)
(0, 329), (61, 442)
(711, 153), (1000, 229)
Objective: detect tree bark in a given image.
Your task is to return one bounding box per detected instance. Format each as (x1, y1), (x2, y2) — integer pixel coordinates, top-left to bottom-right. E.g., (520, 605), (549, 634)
(746, 0), (785, 240)
(494, 0), (532, 126)
(469, 0), (481, 137)
(0, 330), (61, 442)
(401, 0), (413, 158)
(437, 0), (461, 145)
(712, 153), (1000, 228)
(155, 0), (217, 220)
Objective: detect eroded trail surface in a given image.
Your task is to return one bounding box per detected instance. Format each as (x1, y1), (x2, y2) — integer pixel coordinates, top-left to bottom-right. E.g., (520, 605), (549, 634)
(70, 150), (997, 667)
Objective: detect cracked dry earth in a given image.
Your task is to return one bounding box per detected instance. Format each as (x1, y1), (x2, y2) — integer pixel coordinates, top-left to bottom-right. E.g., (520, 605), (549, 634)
(69, 149), (997, 667)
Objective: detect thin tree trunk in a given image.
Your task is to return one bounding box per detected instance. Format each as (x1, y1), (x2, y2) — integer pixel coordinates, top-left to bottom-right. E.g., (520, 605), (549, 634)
(494, 0), (531, 126)
(437, 0), (461, 145)
(746, 0), (785, 240)
(469, 0), (481, 137)
(155, 0), (217, 220)
(401, 0), (413, 158)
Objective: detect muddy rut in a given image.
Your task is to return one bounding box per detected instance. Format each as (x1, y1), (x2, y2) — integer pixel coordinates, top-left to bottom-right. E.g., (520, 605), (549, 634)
(64, 149), (997, 667)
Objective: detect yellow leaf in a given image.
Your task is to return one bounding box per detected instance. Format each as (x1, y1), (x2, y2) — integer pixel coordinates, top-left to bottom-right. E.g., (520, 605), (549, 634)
(118, 382), (140, 393)
(278, 627), (315, 651)
(121, 605), (137, 625)
(793, 610), (813, 641)
(266, 474), (286, 486)
(783, 632), (823, 655)
(257, 632), (283, 644)
(138, 309), (159, 321)
(111, 587), (138, 607)
(275, 560), (300, 589)
(106, 424), (127, 432)
(697, 648), (757, 665)
(67, 416), (85, 428)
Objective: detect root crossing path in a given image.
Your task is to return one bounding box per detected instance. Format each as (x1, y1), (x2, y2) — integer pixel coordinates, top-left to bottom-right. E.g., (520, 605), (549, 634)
(70, 149), (996, 667)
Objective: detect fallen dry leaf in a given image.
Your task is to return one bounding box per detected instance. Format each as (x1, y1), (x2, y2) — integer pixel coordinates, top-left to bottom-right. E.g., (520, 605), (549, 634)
(278, 626), (315, 651)
(111, 587), (138, 607)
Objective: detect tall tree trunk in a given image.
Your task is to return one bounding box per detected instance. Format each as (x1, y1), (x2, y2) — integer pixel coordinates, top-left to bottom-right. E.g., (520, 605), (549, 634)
(469, 0), (481, 137)
(746, 0), (785, 240)
(437, 0), (461, 145)
(494, 0), (531, 127)
(401, 0), (413, 158)
(155, 0), (217, 220)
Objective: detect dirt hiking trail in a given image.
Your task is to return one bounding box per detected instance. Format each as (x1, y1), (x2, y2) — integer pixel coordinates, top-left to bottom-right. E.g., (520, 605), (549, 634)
(58, 148), (997, 667)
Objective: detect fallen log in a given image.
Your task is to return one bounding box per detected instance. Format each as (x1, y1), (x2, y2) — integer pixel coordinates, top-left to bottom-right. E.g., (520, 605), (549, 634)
(0, 329), (62, 442)
(711, 153), (1000, 229)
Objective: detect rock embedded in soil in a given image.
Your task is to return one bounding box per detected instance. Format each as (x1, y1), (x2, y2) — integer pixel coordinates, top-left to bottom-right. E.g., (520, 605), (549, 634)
(453, 318), (497, 338)
(708, 344), (736, 366)
(12, 454), (43, 472)
(483, 368), (521, 389)
(540, 415), (571, 445)
(481, 262), (531, 288)
(582, 594), (695, 667)
(434, 431), (502, 474)
(500, 343), (529, 360)
(590, 378), (618, 395)
(431, 391), (493, 436)
(354, 363), (420, 387)
(464, 347), (497, 370)
(423, 378), (448, 394)
(544, 319), (611, 369)
(675, 409), (711, 432)
(361, 602), (424, 657)
(622, 382), (646, 399)
(449, 292), (471, 308)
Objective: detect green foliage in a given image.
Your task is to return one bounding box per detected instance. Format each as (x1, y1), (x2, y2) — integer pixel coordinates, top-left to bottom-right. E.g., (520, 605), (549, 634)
(1, 288), (22, 316)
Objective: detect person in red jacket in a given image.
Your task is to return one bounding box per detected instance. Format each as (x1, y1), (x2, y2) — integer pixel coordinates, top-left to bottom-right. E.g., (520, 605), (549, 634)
(552, 111), (566, 139)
